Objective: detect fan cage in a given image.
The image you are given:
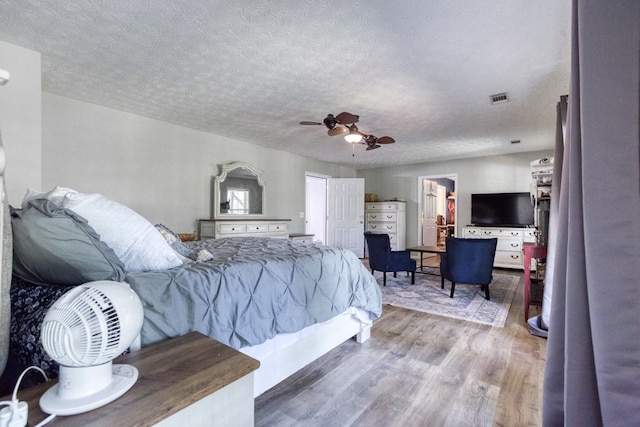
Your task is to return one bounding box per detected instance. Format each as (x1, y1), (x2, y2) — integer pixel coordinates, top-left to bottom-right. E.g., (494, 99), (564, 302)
(42, 287), (122, 366)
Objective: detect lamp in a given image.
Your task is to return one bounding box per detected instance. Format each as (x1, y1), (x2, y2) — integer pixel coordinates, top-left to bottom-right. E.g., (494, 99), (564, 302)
(344, 125), (363, 144)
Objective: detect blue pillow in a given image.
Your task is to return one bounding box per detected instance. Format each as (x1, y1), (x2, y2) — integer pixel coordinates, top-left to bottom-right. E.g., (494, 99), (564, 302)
(11, 199), (126, 285)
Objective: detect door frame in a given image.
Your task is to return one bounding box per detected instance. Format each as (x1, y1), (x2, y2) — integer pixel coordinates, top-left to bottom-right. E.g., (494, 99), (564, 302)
(305, 172), (330, 245)
(417, 173), (458, 244)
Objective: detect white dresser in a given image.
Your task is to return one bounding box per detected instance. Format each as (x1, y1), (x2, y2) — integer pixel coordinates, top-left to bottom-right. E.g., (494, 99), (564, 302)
(462, 226), (536, 269)
(365, 201), (407, 251)
(198, 218), (290, 239)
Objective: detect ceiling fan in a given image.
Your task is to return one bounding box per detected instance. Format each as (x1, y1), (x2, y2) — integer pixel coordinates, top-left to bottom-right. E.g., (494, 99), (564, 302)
(300, 112), (395, 151)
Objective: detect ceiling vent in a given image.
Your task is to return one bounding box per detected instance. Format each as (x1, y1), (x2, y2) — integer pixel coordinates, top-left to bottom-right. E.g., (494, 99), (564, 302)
(490, 92), (509, 105)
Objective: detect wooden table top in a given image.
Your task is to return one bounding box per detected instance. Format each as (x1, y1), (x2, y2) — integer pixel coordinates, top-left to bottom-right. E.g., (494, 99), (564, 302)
(406, 245), (446, 253)
(7, 332), (259, 427)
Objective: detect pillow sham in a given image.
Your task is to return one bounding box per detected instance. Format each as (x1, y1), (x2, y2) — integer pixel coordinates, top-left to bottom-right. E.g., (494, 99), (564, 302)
(21, 186), (77, 209)
(61, 192), (183, 272)
(11, 199), (126, 285)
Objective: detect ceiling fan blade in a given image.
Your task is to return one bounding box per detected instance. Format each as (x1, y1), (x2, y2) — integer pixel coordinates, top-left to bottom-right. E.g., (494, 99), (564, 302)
(300, 121), (323, 125)
(335, 112), (359, 125)
(328, 126), (348, 136)
(377, 136), (395, 144)
(366, 144), (381, 151)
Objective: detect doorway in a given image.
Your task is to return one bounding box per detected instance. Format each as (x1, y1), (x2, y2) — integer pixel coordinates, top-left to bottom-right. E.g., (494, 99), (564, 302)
(305, 174), (365, 257)
(305, 173), (328, 245)
(418, 174), (457, 246)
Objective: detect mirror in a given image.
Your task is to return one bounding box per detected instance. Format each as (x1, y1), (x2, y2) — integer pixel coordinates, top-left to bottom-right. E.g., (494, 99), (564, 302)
(213, 162), (265, 219)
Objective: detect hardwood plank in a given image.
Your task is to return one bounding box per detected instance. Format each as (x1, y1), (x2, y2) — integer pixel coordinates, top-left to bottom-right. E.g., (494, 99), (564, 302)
(255, 269), (547, 426)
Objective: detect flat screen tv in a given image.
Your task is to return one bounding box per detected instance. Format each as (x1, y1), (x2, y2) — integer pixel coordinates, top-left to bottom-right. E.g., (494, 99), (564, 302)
(471, 192), (534, 227)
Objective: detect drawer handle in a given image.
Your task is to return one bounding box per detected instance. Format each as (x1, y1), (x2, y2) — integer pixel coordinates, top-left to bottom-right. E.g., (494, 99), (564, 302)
(371, 225), (377, 229)
(386, 226), (392, 229)
(483, 231), (492, 235)
(386, 215), (393, 219)
(510, 255), (520, 259)
(371, 215), (378, 219)
(511, 243), (519, 247)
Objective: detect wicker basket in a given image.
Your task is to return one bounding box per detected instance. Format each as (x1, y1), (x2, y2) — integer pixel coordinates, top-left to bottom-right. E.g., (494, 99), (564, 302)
(177, 233), (196, 242)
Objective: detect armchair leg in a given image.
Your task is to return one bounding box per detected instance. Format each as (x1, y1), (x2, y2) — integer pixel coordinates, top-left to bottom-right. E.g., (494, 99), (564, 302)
(441, 276), (445, 289)
(485, 286), (490, 300)
(393, 272), (397, 278)
(450, 282), (456, 298)
(411, 271), (415, 284)
(383, 272), (387, 286)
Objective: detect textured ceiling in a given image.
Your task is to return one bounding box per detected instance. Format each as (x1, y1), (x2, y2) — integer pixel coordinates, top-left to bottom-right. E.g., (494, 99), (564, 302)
(0, 0), (571, 169)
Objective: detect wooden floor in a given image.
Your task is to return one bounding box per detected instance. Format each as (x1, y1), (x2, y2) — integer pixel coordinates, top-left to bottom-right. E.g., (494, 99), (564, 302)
(255, 256), (546, 426)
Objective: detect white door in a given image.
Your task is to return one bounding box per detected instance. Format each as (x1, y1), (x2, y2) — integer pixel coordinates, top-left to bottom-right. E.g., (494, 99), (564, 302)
(327, 178), (365, 257)
(305, 174), (327, 245)
(422, 179), (438, 246)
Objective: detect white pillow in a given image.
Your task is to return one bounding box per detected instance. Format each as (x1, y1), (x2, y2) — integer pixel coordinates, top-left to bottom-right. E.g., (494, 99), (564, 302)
(22, 186), (78, 209)
(61, 192), (184, 272)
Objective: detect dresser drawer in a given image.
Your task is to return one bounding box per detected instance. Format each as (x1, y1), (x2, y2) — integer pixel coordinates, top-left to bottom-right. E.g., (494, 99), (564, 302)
(497, 239), (522, 252)
(478, 229), (523, 238)
(495, 250), (524, 266)
(365, 202), (401, 211)
(367, 212), (397, 222)
(218, 223), (247, 234)
(367, 223), (397, 233)
(246, 224), (268, 233)
(268, 223), (288, 233)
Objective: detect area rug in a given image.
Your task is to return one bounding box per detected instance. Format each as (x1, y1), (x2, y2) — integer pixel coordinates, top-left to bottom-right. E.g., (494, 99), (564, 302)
(377, 268), (519, 327)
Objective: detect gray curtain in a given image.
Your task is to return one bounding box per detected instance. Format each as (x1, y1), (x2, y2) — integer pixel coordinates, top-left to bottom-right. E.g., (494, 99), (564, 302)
(542, 1), (640, 425)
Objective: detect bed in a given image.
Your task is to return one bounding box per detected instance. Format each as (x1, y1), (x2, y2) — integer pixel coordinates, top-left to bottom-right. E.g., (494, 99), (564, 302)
(0, 146), (382, 397)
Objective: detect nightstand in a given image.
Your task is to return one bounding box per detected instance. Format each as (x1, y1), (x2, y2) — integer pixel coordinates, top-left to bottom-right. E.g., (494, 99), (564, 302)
(11, 332), (259, 427)
(289, 233), (314, 244)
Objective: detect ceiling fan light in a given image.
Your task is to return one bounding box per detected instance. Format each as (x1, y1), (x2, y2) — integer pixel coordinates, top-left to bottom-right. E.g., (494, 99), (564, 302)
(345, 133), (363, 143)
(344, 124), (363, 143)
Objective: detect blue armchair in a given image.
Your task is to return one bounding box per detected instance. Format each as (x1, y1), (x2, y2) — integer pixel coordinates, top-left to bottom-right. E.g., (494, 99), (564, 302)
(440, 237), (498, 299)
(364, 232), (416, 286)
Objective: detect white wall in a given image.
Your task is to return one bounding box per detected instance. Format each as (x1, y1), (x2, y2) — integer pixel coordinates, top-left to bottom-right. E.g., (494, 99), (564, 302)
(357, 150), (554, 247)
(0, 41), (41, 205)
(42, 93), (356, 233)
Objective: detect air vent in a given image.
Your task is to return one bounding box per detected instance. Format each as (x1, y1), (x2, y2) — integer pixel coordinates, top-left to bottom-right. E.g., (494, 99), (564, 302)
(490, 92), (509, 104)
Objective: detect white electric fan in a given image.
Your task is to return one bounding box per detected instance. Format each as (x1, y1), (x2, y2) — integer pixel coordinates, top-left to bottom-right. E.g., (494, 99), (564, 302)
(39, 281), (144, 416)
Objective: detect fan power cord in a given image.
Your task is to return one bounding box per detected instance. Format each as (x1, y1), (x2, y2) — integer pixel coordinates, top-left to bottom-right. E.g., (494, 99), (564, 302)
(0, 366), (54, 427)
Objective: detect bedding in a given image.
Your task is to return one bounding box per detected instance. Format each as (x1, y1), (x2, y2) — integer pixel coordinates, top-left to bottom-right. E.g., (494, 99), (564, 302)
(127, 236), (382, 348)
(3, 185), (382, 392)
(11, 199), (126, 285)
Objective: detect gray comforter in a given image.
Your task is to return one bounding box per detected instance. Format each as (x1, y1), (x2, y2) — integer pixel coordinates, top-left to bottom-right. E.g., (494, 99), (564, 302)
(126, 237), (382, 349)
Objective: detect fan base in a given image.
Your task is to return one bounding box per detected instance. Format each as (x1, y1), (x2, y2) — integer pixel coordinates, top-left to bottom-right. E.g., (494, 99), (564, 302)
(40, 364), (139, 416)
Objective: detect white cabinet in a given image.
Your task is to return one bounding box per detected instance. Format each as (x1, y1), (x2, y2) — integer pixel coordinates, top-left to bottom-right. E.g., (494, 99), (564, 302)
(198, 219), (290, 239)
(365, 202), (406, 251)
(463, 226), (535, 270)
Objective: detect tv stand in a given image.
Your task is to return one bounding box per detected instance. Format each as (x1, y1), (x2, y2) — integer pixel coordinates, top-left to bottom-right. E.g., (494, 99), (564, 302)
(463, 226), (536, 269)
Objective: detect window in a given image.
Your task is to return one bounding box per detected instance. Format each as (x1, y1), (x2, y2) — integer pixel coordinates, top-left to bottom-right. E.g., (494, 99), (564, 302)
(227, 189), (250, 214)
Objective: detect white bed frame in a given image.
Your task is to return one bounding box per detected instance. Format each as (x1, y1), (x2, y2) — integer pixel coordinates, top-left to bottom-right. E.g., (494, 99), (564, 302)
(245, 311), (371, 397)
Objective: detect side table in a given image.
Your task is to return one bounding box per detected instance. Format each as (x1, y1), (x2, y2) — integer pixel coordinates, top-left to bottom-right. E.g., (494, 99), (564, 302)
(523, 243), (547, 322)
(6, 332), (259, 427)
